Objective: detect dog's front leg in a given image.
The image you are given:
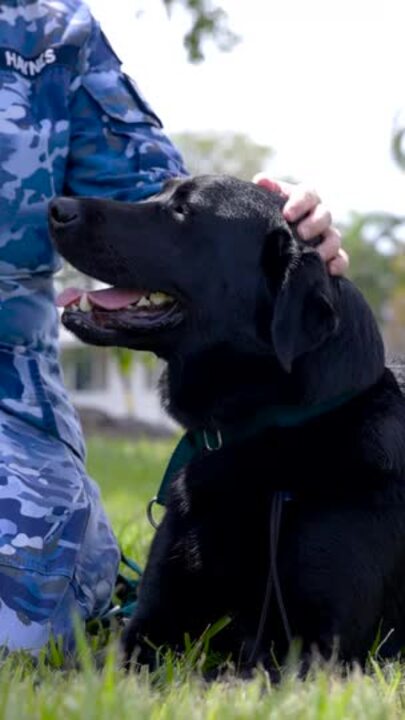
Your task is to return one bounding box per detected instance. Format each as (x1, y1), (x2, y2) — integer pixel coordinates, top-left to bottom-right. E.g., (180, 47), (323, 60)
(122, 509), (202, 669)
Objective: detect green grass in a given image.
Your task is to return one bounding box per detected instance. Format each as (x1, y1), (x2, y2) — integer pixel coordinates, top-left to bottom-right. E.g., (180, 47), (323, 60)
(86, 436), (175, 561)
(2, 435), (405, 719)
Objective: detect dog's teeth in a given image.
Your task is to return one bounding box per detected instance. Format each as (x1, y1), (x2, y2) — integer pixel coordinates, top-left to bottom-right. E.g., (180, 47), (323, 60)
(137, 296), (151, 308)
(79, 293), (92, 312)
(69, 303), (79, 311)
(149, 292), (172, 306)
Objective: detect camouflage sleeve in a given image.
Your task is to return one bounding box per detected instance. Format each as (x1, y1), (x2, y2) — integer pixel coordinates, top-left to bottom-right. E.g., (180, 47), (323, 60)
(64, 18), (188, 201)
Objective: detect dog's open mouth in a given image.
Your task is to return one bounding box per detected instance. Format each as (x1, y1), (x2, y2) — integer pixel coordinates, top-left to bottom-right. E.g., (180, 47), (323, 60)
(56, 286), (185, 340)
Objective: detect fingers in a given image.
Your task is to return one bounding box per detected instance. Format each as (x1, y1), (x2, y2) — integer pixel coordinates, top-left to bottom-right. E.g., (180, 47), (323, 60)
(282, 185), (321, 226)
(313, 226), (342, 263)
(252, 174), (348, 276)
(295, 203), (332, 241)
(252, 173), (287, 196)
(328, 248), (350, 276)
(253, 175), (323, 230)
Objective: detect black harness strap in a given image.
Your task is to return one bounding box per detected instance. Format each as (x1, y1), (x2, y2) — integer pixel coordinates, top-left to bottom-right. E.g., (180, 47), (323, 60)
(248, 490), (292, 665)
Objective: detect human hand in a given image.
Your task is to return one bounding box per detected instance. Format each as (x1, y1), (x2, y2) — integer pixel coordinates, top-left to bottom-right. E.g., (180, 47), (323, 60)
(252, 175), (349, 276)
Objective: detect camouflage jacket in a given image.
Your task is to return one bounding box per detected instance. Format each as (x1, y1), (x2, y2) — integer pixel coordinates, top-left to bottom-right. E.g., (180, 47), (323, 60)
(0, 0), (186, 459)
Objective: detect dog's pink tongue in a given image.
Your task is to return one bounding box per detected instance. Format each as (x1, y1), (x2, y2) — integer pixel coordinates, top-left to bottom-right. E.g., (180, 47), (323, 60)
(87, 288), (144, 310)
(56, 287), (145, 310)
(56, 287), (82, 307)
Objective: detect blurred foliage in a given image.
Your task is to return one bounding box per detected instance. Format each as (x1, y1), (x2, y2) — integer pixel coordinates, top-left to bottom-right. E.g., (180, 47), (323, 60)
(161, 0), (239, 62)
(340, 212), (405, 328)
(344, 116), (405, 355)
(173, 131), (274, 180)
(112, 348), (135, 414)
(113, 347), (134, 378)
(383, 252), (405, 355)
(111, 348), (158, 415)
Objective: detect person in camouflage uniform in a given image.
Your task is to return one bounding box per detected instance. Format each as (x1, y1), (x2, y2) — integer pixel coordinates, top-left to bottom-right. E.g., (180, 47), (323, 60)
(0, 0), (187, 652)
(0, 0), (344, 652)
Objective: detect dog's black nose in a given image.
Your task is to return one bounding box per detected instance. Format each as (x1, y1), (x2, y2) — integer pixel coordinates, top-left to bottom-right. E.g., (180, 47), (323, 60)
(49, 197), (80, 226)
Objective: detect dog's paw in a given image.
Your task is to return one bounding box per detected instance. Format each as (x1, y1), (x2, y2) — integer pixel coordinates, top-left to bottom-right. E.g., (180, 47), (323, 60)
(120, 622), (157, 672)
(120, 622), (140, 669)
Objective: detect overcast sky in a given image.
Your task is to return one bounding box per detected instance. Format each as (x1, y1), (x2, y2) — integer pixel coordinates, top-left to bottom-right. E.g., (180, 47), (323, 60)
(86, 0), (405, 222)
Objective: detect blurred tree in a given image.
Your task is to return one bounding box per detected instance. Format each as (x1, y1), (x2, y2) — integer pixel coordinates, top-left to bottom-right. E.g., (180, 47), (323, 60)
(340, 212), (404, 325)
(335, 114), (405, 355)
(172, 131), (274, 180)
(347, 117), (405, 353)
(161, 0), (238, 62)
(383, 252), (405, 355)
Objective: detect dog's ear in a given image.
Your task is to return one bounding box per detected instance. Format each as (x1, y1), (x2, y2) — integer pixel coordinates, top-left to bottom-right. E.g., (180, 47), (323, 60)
(264, 230), (339, 372)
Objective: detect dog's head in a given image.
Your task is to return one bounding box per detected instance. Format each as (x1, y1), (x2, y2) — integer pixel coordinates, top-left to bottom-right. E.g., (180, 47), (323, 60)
(49, 175), (384, 423)
(50, 176), (337, 369)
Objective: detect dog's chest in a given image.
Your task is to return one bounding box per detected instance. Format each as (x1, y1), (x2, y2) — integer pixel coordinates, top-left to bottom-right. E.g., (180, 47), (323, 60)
(169, 444), (298, 587)
(167, 428), (394, 594)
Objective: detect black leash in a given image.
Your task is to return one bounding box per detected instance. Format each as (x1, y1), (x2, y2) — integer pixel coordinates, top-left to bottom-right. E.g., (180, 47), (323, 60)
(249, 490), (292, 665)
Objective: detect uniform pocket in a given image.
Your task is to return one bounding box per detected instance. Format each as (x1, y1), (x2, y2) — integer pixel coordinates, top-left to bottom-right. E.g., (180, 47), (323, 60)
(81, 70), (163, 130)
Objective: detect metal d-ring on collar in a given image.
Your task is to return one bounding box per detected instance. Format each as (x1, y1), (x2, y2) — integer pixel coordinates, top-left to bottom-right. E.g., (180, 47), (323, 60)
(203, 428), (223, 451)
(147, 496), (160, 529)
(146, 427), (224, 530)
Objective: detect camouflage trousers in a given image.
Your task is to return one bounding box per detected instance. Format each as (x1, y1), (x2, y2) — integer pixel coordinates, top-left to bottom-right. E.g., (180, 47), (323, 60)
(0, 408), (120, 652)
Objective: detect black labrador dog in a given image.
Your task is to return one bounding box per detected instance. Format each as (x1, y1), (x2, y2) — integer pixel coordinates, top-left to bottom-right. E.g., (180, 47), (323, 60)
(49, 176), (405, 671)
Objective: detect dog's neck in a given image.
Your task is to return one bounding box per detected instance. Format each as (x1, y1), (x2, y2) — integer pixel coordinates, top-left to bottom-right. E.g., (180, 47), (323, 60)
(163, 279), (386, 431)
(163, 351), (298, 429)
